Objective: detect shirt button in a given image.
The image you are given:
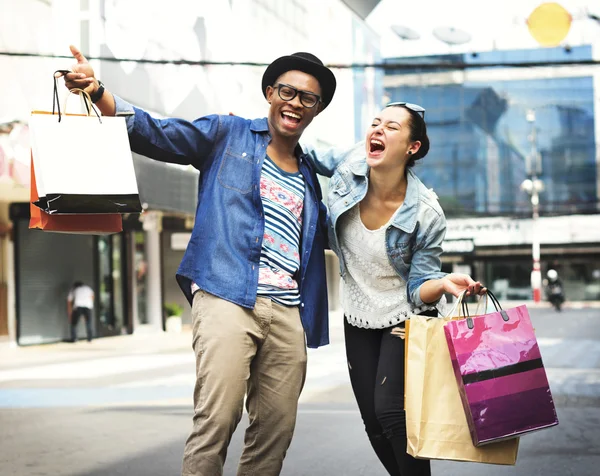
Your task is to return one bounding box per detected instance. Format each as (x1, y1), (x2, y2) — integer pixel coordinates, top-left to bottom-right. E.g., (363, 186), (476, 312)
(256, 237), (259, 243)
(301, 303), (305, 308)
(252, 265), (255, 270)
(242, 152), (247, 157)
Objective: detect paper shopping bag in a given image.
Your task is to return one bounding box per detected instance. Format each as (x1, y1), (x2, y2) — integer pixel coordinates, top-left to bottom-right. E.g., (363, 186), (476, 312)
(405, 314), (519, 464)
(29, 154), (122, 234)
(29, 105), (141, 215)
(444, 291), (558, 446)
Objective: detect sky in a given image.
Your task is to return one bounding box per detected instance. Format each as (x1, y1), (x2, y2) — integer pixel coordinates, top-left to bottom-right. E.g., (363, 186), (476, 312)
(365, 0), (600, 57)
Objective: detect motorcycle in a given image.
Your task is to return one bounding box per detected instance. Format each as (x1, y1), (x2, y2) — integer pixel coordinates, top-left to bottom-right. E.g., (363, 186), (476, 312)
(547, 281), (565, 311)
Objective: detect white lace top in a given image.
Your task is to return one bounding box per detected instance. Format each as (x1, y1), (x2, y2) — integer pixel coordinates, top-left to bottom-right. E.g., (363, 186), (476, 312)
(339, 204), (429, 329)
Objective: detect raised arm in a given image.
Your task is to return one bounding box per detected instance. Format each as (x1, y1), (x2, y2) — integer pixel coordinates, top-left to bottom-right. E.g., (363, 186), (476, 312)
(302, 141), (365, 177)
(61, 45), (219, 169)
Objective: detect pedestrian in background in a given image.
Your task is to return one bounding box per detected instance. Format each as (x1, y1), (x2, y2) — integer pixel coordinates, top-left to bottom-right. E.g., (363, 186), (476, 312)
(306, 102), (486, 476)
(61, 45), (335, 476)
(67, 281), (94, 343)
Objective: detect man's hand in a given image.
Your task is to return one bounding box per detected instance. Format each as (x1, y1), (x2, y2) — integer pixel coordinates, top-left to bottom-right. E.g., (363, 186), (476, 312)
(441, 273), (486, 297)
(56, 45), (98, 96)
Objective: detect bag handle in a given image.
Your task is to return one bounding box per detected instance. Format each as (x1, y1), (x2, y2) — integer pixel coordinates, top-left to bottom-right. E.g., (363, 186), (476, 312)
(52, 70), (101, 123)
(463, 290), (510, 329)
(444, 289), (468, 318)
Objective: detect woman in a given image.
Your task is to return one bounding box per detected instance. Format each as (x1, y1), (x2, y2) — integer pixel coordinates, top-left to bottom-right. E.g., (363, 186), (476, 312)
(306, 102), (485, 475)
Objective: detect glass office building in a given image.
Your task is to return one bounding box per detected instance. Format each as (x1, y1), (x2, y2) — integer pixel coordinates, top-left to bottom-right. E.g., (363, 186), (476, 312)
(384, 46), (600, 300)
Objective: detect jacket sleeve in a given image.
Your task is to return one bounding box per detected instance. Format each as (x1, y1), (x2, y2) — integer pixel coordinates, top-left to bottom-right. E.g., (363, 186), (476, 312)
(114, 95), (220, 170)
(407, 214), (448, 307)
(302, 141), (365, 177)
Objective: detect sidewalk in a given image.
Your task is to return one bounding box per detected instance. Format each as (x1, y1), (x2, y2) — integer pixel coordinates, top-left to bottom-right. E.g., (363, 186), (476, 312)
(0, 309), (346, 371)
(0, 302), (597, 372)
(0, 329), (193, 371)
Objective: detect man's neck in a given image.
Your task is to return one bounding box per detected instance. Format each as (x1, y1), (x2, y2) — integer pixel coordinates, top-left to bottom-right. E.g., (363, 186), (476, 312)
(267, 121), (300, 156)
(268, 138), (298, 159)
(266, 125), (301, 173)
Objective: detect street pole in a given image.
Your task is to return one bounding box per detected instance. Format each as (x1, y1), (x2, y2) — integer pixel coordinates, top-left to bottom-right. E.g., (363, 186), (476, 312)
(526, 110), (543, 303)
(531, 182), (542, 303)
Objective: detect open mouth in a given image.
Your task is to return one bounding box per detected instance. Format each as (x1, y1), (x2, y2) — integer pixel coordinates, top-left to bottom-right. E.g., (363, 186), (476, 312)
(281, 111), (302, 127)
(369, 138), (385, 154)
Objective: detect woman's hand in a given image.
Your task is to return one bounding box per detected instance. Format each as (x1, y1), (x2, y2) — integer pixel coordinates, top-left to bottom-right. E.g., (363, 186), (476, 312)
(441, 273), (486, 297)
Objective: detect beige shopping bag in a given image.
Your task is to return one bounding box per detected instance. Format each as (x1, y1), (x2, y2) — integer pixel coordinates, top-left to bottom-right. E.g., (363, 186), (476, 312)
(405, 314), (519, 464)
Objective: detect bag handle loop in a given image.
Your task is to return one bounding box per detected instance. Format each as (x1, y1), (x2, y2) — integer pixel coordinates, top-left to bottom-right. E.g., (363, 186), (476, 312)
(445, 290), (468, 319)
(463, 290), (509, 329)
(52, 70), (101, 123)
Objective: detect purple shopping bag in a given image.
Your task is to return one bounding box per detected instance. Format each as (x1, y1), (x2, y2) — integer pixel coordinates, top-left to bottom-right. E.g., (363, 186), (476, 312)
(443, 291), (558, 446)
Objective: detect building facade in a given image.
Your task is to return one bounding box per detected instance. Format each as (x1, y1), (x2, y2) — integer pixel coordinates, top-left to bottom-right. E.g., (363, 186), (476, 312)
(384, 45), (600, 300)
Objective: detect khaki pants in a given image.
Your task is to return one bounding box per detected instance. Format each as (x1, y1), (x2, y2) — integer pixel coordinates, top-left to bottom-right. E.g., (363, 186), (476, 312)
(182, 290), (307, 476)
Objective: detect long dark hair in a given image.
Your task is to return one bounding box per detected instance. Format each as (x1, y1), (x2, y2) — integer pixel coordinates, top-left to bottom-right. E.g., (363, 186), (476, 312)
(388, 105), (430, 168)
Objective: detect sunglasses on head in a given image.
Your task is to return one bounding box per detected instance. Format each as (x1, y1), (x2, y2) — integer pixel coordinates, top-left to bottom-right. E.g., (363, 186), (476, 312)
(386, 101), (425, 118)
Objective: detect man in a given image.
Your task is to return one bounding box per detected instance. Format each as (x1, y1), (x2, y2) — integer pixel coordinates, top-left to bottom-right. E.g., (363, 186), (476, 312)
(62, 45), (335, 475)
(67, 281), (94, 342)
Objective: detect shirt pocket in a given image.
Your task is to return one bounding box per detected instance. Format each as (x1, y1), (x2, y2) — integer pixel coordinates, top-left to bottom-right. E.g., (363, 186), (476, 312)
(329, 173), (350, 197)
(217, 149), (255, 194)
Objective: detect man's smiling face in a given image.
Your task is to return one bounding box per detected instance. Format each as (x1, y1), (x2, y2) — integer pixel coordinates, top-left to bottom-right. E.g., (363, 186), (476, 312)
(266, 70), (322, 141)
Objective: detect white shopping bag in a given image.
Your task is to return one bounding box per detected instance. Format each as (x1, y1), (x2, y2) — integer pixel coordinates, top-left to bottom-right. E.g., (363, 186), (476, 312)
(29, 89), (141, 215)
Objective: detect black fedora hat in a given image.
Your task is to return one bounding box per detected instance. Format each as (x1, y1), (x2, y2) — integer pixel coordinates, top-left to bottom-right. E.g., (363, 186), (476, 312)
(262, 52), (337, 109)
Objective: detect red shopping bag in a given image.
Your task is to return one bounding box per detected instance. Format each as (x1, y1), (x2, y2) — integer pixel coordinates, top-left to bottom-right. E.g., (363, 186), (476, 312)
(29, 153), (123, 234)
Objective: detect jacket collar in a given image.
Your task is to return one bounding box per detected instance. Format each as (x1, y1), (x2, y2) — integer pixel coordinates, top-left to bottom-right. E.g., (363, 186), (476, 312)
(251, 118), (308, 163)
(250, 117), (270, 132)
(349, 159), (420, 234)
(390, 169), (419, 234)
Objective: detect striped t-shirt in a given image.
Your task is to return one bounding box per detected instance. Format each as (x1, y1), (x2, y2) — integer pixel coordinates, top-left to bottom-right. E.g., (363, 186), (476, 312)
(257, 155), (305, 306)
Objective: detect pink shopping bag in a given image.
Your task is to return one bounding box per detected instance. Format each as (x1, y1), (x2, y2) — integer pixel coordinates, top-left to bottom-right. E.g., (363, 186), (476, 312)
(443, 291), (558, 446)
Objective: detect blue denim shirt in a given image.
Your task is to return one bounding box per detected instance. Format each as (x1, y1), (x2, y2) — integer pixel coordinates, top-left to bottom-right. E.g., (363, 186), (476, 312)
(115, 96), (329, 348)
(303, 142), (447, 307)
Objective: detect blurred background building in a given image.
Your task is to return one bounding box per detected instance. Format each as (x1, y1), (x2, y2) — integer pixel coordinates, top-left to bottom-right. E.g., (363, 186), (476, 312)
(384, 45), (600, 302)
(1, 0), (599, 346)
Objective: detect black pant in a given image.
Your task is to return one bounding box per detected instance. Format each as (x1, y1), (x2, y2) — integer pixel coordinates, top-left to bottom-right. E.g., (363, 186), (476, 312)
(71, 307), (93, 342)
(345, 313), (435, 476)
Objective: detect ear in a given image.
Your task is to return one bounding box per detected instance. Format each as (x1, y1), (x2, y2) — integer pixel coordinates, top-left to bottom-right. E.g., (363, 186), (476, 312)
(266, 85), (275, 103)
(315, 102), (325, 116)
(410, 140), (422, 155)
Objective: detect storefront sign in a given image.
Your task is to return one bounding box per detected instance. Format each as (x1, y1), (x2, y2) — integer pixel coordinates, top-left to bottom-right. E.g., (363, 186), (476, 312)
(442, 239), (475, 254)
(446, 215), (600, 247)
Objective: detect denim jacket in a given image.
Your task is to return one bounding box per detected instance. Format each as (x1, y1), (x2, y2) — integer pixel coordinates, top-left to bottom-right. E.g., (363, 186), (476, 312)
(304, 143), (447, 307)
(115, 96), (329, 348)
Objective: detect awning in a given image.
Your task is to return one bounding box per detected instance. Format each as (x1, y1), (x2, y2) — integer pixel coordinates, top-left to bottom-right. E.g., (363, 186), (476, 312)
(132, 154), (199, 216)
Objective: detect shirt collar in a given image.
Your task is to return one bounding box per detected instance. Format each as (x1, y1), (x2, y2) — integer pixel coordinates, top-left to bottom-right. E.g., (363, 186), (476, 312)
(251, 118), (307, 161)
(250, 117), (270, 132)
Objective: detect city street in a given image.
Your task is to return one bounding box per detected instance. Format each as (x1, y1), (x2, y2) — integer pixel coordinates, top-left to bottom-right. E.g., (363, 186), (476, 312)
(1, 306), (599, 476)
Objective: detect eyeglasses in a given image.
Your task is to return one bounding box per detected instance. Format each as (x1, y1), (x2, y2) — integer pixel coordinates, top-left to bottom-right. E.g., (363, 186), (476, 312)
(386, 101), (426, 118)
(273, 83), (322, 108)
